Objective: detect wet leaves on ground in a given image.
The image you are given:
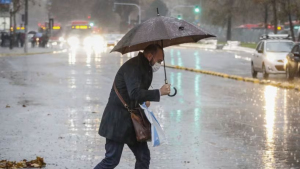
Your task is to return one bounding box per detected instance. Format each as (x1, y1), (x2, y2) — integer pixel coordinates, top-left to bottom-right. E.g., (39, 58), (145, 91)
(0, 157), (46, 168)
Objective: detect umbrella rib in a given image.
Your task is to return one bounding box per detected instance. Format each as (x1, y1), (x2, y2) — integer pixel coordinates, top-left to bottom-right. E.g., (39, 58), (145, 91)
(159, 17), (172, 40)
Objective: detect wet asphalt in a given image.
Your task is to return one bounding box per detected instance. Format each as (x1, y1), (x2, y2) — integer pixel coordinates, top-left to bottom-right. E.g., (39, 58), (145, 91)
(1, 46), (300, 169)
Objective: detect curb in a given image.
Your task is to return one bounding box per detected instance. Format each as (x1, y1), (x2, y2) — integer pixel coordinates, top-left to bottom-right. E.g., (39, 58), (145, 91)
(0, 50), (65, 57)
(165, 64), (300, 90)
(178, 43), (255, 53)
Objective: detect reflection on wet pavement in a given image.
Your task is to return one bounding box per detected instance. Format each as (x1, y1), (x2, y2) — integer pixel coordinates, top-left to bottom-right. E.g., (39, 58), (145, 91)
(263, 86), (277, 168)
(2, 47), (300, 168)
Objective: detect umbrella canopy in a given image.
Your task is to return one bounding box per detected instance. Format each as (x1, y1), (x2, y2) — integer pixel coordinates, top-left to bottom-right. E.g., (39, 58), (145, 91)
(111, 15), (215, 54)
(28, 31), (37, 34)
(111, 14), (215, 97)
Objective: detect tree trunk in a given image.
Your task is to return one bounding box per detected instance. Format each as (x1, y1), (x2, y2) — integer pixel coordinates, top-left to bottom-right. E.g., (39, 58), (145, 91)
(287, 0), (295, 41)
(272, 0), (278, 34)
(226, 12), (232, 41)
(264, 3), (268, 34)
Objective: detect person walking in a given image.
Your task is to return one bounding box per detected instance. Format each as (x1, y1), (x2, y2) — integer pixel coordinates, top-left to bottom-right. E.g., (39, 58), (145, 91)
(94, 44), (170, 169)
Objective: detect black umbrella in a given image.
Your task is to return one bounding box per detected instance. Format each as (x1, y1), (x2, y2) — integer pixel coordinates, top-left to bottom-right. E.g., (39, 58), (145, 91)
(28, 31), (37, 34)
(111, 10), (216, 97)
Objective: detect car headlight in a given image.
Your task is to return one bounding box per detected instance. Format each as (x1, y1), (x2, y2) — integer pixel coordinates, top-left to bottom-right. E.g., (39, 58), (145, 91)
(59, 37), (64, 42)
(93, 35), (105, 46)
(84, 37), (93, 46)
(284, 58), (288, 65)
(67, 37), (79, 46)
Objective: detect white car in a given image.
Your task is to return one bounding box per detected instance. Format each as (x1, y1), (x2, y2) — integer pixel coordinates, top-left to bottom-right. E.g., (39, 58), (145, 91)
(251, 35), (294, 79)
(103, 34), (123, 47)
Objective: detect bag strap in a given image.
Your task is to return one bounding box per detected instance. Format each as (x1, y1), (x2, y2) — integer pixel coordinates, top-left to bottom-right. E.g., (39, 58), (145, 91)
(113, 82), (131, 111)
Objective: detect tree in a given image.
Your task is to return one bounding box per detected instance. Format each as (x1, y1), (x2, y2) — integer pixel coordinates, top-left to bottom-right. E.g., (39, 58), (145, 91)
(8, 0), (36, 46)
(271, 0), (278, 34)
(253, 0), (272, 32)
(91, 0), (120, 32)
(278, 0), (295, 40)
(294, 0), (300, 41)
(114, 0), (139, 33)
(50, 0), (94, 23)
(200, 0), (248, 40)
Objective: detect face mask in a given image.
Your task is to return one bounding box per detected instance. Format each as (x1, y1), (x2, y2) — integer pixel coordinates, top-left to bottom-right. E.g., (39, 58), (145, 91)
(152, 62), (161, 72)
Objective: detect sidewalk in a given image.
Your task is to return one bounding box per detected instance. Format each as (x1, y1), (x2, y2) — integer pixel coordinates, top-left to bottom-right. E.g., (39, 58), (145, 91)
(179, 42), (256, 53)
(179, 43), (217, 50)
(222, 45), (255, 53)
(0, 45), (62, 56)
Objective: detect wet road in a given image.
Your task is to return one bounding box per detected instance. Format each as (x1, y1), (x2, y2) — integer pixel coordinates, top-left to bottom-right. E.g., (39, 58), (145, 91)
(1, 46), (300, 168)
(164, 46), (296, 82)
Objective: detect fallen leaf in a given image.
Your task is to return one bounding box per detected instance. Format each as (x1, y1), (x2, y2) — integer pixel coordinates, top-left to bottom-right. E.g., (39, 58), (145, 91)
(22, 105), (26, 107)
(31, 163), (40, 167)
(6, 105), (10, 108)
(92, 112), (97, 114)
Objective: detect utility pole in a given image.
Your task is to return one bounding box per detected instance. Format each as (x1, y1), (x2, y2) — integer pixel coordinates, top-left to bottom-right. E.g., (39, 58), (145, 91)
(47, 0), (52, 44)
(114, 2), (141, 24)
(24, 0), (28, 53)
(9, 2), (13, 49)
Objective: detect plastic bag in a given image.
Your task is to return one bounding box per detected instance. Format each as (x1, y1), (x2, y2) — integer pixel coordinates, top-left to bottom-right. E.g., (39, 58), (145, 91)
(140, 103), (165, 147)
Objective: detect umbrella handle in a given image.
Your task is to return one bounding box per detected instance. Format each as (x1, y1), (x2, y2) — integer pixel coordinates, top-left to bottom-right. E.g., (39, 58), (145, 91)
(168, 87), (177, 97)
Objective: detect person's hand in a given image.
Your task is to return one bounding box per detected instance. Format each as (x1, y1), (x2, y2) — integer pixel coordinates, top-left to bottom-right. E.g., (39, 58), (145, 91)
(160, 84), (171, 96)
(145, 101), (150, 107)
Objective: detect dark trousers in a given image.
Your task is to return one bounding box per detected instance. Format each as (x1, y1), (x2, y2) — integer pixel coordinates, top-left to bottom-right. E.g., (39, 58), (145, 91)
(94, 138), (150, 169)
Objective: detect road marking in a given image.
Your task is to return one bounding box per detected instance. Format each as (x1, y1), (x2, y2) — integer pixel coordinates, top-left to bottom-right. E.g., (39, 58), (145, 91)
(166, 64), (300, 90)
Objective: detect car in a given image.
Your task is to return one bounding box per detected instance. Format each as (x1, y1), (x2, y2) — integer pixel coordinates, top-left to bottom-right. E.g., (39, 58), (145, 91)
(103, 34), (117, 47)
(278, 28), (300, 42)
(284, 43), (300, 80)
(103, 34), (123, 47)
(251, 34), (294, 79)
(66, 27), (93, 47)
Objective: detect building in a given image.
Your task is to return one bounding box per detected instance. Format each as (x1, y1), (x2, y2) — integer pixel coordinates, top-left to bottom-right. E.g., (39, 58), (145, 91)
(0, 3), (10, 31)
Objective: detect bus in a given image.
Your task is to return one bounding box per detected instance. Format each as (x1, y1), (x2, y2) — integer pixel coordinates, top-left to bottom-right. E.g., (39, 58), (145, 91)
(65, 20), (93, 46)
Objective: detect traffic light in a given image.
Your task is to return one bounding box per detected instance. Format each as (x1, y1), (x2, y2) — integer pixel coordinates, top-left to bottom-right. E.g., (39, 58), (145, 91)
(194, 6), (200, 13)
(88, 15), (91, 19)
(177, 15), (182, 20)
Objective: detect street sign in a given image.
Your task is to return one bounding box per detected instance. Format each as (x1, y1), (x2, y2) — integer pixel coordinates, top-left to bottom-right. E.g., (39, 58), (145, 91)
(0, 0), (11, 4)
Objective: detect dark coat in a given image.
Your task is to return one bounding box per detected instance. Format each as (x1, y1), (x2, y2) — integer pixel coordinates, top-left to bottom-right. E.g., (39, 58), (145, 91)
(99, 52), (160, 145)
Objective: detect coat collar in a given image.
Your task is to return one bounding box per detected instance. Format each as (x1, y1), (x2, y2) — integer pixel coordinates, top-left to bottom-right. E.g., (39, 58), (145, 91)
(138, 52), (151, 69)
